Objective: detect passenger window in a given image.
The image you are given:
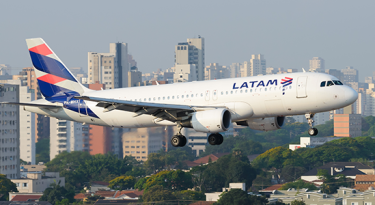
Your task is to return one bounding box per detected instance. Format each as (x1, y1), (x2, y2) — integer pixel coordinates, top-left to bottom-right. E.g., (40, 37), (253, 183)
(240, 90), (243, 93)
(289, 86), (292, 89)
(167, 96), (170, 100)
(172, 96), (175, 99)
(153, 97), (155, 101)
(177, 95), (179, 99)
(163, 97), (165, 100)
(245, 90), (248, 93)
(221, 91), (223, 95)
(226, 91), (228, 95)
(182, 95), (184, 99)
(320, 81), (326, 87)
(201, 93), (203, 97)
(231, 91), (233, 94)
(144, 98), (146, 101)
(186, 95), (188, 98)
(191, 94), (193, 97)
(158, 97), (160, 100)
(250, 89), (252, 92)
(149, 98), (151, 101)
(265, 88), (267, 91)
(327, 81), (334, 86)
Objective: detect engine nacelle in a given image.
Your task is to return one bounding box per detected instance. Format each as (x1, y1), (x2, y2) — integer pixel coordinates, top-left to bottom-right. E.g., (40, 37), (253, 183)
(188, 108), (231, 133)
(239, 117), (285, 131)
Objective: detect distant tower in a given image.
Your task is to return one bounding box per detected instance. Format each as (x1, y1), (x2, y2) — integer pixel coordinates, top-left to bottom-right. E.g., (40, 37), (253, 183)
(309, 57), (325, 73)
(88, 43), (129, 89)
(250, 54), (266, 76)
(175, 37), (205, 81)
(341, 66), (359, 84)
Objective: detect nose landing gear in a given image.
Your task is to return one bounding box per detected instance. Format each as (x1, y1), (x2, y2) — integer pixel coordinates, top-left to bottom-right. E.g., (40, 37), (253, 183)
(208, 133), (224, 145)
(305, 113), (318, 136)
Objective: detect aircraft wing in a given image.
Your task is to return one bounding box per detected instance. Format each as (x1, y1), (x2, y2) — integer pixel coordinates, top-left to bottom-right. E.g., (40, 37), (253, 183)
(75, 96), (225, 122)
(1, 102), (62, 112)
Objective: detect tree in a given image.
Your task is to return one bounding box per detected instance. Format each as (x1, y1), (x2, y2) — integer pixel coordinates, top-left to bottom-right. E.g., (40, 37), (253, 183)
(279, 180), (318, 190)
(174, 190), (205, 201)
(141, 185), (177, 202)
(280, 166), (307, 182)
(39, 182), (75, 205)
(143, 153), (164, 174)
(134, 177), (149, 191)
(317, 169), (350, 194)
(214, 189), (268, 205)
(0, 174), (18, 201)
(291, 200), (306, 205)
(109, 176), (135, 190)
(36, 138), (50, 164)
(143, 170), (193, 191)
(203, 150), (257, 192)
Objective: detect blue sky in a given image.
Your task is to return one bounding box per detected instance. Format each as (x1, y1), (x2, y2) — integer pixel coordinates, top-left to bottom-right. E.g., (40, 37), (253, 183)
(1, 0), (374, 80)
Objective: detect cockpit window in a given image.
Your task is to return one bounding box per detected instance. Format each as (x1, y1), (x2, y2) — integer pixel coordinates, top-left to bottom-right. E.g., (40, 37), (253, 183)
(327, 81), (334, 86)
(333, 80), (343, 85)
(320, 81), (326, 87)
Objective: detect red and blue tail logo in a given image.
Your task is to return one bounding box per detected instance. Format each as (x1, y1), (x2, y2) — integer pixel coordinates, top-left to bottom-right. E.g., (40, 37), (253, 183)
(26, 38), (85, 99)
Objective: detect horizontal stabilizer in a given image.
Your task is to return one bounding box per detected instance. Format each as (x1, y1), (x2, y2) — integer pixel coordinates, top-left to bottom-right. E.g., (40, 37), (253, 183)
(1, 102), (61, 109)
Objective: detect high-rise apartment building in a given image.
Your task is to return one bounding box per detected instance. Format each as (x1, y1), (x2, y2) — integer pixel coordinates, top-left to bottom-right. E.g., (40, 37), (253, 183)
(122, 127), (163, 161)
(341, 66), (359, 84)
(128, 67), (142, 87)
(175, 37), (205, 81)
(230, 63), (241, 78)
(309, 57), (325, 73)
(173, 65), (197, 82)
(49, 119), (89, 160)
(240, 61), (251, 77)
(0, 84), (20, 179)
(88, 43), (129, 89)
(250, 54), (266, 76)
(2, 80), (36, 165)
(334, 114), (362, 137)
(204, 63), (230, 80)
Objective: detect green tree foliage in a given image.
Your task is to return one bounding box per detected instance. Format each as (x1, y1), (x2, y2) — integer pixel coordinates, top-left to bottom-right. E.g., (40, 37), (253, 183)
(279, 179), (318, 190)
(36, 138), (50, 164)
(141, 185), (177, 202)
(0, 174), (18, 201)
(214, 189), (268, 205)
(202, 151), (257, 192)
(280, 166), (307, 182)
(174, 190), (205, 201)
(45, 151), (136, 190)
(362, 116), (375, 132)
(109, 176), (136, 190)
(143, 170), (193, 191)
(291, 200), (306, 205)
(39, 182), (75, 205)
(252, 147), (303, 170)
(134, 177), (149, 191)
(317, 169), (350, 194)
(144, 149), (196, 174)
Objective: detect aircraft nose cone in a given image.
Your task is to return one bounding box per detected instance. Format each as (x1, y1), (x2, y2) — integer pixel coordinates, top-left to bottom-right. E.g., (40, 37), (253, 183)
(345, 86), (358, 104)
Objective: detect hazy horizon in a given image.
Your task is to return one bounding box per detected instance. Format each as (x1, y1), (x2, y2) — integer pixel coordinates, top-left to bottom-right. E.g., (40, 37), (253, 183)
(1, 0), (374, 81)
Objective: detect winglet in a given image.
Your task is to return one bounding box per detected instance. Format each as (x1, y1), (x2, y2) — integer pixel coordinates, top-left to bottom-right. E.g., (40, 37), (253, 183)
(302, 68), (306, 73)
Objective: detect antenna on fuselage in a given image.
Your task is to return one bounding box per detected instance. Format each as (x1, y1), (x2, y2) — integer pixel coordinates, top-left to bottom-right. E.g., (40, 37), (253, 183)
(302, 68), (306, 73)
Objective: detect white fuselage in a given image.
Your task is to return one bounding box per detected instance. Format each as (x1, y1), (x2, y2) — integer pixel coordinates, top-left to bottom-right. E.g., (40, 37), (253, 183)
(24, 72), (357, 129)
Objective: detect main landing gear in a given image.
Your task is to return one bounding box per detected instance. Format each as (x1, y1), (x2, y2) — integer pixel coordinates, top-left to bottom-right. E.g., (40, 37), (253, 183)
(171, 125), (187, 147)
(305, 113), (318, 136)
(208, 133), (224, 145)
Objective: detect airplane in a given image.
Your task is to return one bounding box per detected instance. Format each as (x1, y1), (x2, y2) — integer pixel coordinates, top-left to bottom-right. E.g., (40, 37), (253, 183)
(2, 38), (358, 147)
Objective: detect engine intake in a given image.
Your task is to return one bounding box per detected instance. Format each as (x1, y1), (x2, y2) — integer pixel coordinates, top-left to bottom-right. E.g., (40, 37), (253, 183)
(186, 108), (231, 133)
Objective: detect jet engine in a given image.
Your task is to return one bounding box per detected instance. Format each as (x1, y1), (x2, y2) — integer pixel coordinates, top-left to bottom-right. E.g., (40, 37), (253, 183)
(237, 117), (285, 131)
(183, 108), (231, 133)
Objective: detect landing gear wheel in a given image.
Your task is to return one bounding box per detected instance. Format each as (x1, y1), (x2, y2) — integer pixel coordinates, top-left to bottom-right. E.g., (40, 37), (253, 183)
(171, 135), (187, 147)
(208, 133), (224, 145)
(216, 134), (224, 145)
(308, 128), (318, 136)
(180, 136), (187, 147)
(208, 134), (218, 145)
(171, 135), (181, 147)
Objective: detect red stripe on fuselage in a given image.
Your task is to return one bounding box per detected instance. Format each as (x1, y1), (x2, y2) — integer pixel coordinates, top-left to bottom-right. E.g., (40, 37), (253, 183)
(38, 74), (66, 84)
(29, 44), (53, 56)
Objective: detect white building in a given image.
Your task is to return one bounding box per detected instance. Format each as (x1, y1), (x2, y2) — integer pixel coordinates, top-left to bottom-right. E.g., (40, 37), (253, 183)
(173, 64), (197, 83)
(3, 80), (36, 165)
(250, 54), (266, 76)
(205, 183), (246, 202)
(229, 63), (241, 78)
(11, 172), (65, 193)
(175, 37), (205, 81)
(289, 137), (341, 151)
(50, 119), (89, 160)
(0, 84), (20, 179)
(309, 57), (325, 73)
(88, 43), (129, 89)
(204, 63), (230, 80)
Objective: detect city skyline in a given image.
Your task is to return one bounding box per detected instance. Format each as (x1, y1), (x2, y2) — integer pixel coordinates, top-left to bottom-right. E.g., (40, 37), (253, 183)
(0, 1), (375, 81)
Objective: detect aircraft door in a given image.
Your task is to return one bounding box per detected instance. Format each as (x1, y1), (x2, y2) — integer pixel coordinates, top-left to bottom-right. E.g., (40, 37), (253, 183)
(78, 100), (88, 117)
(205, 90), (210, 101)
(212, 90), (218, 101)
(296, 76), (308, 98)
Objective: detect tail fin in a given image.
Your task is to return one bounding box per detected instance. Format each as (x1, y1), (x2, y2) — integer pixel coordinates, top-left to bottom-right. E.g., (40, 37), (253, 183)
(26, 38), (89, 100)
